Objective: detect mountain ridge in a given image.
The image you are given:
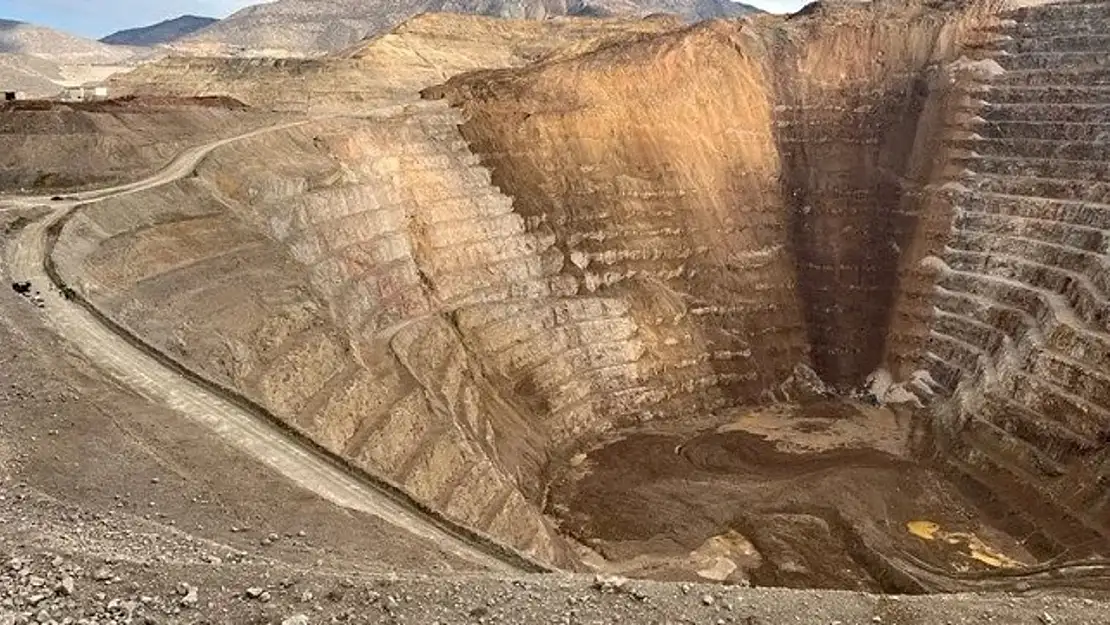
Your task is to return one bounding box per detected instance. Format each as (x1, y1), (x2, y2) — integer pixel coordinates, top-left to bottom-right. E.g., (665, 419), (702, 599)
(0, 18), (138, 64)
(176, 0), (762, 56)
(100, 15), (219, 47)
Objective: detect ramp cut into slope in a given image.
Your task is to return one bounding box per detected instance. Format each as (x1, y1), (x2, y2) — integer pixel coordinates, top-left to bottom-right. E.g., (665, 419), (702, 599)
(10, 1), (1110, 594)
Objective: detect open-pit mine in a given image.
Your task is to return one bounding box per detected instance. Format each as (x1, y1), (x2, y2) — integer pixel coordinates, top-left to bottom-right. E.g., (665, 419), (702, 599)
(2, 0), (1109, 615)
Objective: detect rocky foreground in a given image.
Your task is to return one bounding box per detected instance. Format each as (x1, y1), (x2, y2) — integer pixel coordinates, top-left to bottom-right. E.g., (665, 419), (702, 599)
(1, 519), (1107, 625)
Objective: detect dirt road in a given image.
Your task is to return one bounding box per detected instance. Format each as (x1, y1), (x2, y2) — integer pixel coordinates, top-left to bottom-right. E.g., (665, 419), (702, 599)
(0, 119), (534, 574)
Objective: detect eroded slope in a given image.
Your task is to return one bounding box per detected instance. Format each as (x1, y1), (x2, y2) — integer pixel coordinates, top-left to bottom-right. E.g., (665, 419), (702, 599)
(0, 97), (271, 192)
(42, 2), (1110, 581)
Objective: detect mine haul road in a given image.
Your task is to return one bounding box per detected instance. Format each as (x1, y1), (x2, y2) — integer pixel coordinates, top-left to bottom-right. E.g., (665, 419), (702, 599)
(0, 117), (534, 574)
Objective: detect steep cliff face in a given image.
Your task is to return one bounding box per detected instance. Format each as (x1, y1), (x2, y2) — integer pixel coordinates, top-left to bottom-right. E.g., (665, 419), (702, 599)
(769, 5), (982, 388)
(434, 5), (987, 406)
(44, 1), (1110, 577)
(436, 22), (811, 434)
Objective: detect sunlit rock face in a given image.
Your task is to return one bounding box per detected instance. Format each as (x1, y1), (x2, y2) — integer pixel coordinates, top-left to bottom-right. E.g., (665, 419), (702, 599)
(44, 2), (1110, 571)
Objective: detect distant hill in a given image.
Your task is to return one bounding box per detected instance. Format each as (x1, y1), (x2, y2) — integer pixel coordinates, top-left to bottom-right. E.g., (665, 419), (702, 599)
(584, 0), (760, 20)
(176, 0), (762, 56)
(0, 53), (63, 96)
(100, 15), (219, 47)
(0, 18), (139, 65)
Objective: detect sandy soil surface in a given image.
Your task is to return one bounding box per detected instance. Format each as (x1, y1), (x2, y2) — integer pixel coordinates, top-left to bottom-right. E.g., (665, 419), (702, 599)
(546, 401), (1064, 591)
(2, 521), (1109, 625)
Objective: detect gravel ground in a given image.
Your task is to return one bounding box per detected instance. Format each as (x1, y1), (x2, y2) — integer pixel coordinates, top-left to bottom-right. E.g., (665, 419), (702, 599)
(2, 525), (1108, 625)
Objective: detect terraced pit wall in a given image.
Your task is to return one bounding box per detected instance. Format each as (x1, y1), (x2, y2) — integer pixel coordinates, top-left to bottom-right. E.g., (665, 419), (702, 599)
(903, 0), (1110, 555)
(51, 103), (572, 565)
(50, 3), (1110, 568)
(435, 4), (992, 410)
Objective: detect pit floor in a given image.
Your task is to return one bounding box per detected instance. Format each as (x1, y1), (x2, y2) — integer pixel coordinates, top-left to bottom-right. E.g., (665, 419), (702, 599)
(546, 400), (1038, 591)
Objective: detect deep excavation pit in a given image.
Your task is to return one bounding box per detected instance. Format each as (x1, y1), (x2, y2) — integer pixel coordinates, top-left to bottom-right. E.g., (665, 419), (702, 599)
(42, 0), (1110, 595)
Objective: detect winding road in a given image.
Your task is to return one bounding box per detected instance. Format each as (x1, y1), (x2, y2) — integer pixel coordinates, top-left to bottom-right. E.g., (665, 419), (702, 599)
(0, 119), (537, 574)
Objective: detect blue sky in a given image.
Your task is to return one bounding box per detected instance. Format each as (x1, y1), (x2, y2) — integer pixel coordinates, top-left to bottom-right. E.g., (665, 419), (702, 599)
(0, 0), (258, 37)
(0, 0), (808, 39)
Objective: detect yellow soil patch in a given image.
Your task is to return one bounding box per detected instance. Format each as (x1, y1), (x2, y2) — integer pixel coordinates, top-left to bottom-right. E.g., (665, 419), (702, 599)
(906, 520), (1025, 569)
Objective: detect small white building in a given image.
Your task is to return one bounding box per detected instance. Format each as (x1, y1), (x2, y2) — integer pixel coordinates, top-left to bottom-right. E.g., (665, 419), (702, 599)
(62, 85), (110, 102)
(3, 91), (25, 101)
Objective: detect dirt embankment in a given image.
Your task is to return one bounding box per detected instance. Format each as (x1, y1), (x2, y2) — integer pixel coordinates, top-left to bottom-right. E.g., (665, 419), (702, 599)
(0, 97), (271, 192)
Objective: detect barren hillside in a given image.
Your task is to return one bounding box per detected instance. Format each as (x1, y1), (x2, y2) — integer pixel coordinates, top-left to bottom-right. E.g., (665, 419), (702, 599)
(0, 53), (64, 97)
(100, 15), (218, 47)
(176, 0), (757, 56)
(112, 13), (683, 110)
(0, 18), (138, 64)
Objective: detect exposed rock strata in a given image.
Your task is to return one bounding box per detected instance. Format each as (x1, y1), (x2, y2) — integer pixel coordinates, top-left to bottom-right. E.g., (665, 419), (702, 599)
(54, 104), (570, 564)
(44, 2), (1110, 570)
(888, 0), (1110, 554)
(434, 4), (991, 405)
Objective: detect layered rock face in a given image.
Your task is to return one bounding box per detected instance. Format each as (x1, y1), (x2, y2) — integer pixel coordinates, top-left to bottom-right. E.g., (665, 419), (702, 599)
(889, 0), (1110, 554)
(434, 4), (988, 414)
(46, 17), (696, 565)
(770, 8), (979, 388)
(46, 2), (1110, 570)
(53, 103), (570, 563)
